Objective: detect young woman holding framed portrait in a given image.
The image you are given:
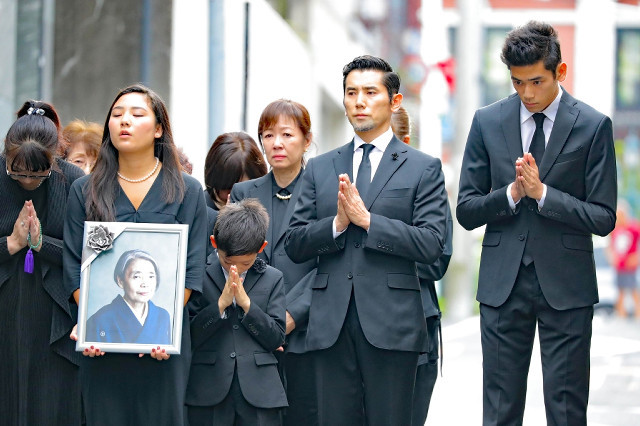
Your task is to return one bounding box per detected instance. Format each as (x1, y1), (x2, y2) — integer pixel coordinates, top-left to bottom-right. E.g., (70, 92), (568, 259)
(63, 84), (207, 425)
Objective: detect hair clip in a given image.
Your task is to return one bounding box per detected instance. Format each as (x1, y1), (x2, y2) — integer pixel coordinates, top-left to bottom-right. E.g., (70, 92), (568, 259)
(27, 107), (45, 116)
(391, 152), (398, 161)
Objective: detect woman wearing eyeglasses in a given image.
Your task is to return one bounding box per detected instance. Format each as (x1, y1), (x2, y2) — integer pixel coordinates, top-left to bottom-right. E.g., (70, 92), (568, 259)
(0, 100), (85, 425)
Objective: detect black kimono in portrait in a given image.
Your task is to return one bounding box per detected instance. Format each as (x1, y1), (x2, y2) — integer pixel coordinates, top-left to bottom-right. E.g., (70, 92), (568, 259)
(63, 169), (207, 425)
(0, 156), (84, 426)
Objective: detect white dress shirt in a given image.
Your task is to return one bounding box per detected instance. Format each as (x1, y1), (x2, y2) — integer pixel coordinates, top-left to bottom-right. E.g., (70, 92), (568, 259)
(333, 127), (395, 238)
(507, 86), (563, 210)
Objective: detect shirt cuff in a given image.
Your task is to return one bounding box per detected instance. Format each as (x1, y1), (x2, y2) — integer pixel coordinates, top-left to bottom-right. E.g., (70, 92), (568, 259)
(537, 184), (547, 209)
(506, 183), (519, 211)
(333, 217), (347, 239)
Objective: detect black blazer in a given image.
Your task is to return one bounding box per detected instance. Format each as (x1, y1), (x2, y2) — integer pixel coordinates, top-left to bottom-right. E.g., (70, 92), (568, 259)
(418, 200), (453, 319)
(0, 156), (84, 365)
(231, 172), (317, 353)
(186, 256), (287, 409)
(285, 136), (448, 352)
(457, 89), (617, 309)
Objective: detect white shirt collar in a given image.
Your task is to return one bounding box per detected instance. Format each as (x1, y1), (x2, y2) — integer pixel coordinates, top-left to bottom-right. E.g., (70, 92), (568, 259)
(353, 127), (395, 153)
(520, 85), (563, 124)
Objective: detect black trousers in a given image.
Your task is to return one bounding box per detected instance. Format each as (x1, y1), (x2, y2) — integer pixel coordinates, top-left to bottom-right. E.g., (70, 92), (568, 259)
(314, 295), (419, 426)
(411, 314), (440, 426)
(282, 351), (318, 426)
(480, 262), (593, 426)
(187, 367), (283, 426)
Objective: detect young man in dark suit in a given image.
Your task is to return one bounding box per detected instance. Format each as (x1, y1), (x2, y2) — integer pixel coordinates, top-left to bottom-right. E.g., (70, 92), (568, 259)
(457, 21), (617, 425)
(285, 55), (449, 425)
(186, 199), (287, 425)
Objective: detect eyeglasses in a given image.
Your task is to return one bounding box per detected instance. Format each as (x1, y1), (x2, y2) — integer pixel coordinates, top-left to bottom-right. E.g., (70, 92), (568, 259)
(6, 167), (52, 181)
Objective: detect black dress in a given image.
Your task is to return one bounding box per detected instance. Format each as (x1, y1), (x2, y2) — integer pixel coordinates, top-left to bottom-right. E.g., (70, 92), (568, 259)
(0, 156), (84, 426)
(63, 169), (207, 425)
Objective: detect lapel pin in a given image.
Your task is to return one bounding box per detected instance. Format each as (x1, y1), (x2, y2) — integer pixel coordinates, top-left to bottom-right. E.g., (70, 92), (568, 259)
(391, 152), (398, 161)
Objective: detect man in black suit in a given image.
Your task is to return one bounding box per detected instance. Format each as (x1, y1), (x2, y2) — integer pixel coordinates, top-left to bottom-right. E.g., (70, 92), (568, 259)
(457, 21), (617, 425)
(285, 55), (448, 425)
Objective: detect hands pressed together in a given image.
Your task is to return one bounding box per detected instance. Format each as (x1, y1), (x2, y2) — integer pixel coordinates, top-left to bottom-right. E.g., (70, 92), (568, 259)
(335, 174), (370, 232)
(8, 200), (42, 255)
(218, 265), (250, 316)
(512, 152), (544, 203)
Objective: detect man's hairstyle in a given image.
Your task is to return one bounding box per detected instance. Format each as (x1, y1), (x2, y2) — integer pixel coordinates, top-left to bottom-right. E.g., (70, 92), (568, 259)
(342, 55), (400, 102)
(501, 21), (562, 77)
(214, 199), (269, 256)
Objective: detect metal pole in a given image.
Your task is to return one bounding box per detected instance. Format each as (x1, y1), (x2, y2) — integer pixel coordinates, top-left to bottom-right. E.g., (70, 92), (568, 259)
(445, 0), (482, 322)
(241, 1), (250, 131)
(140, 0), (152, 85)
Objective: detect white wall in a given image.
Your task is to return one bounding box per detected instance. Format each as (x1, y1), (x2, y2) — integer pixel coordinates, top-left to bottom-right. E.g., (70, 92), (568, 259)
(170, 0), (210, 184)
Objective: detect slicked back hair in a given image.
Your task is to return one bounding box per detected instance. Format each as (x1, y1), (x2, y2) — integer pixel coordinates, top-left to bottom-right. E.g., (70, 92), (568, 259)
(214, 199), (269, 256)
(501, 21), (562, 77)
(342, 55), (400, 102)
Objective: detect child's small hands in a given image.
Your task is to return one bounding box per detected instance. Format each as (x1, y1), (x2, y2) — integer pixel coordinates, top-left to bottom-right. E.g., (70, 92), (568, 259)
(218, 265), (236, 315)
(233, 275), (250, 313)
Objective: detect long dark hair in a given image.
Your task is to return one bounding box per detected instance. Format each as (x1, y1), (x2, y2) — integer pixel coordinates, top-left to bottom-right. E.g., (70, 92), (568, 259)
(4, 100), (62, 174)
(204, 132), (267, 205)
(85, 84), (184, 221)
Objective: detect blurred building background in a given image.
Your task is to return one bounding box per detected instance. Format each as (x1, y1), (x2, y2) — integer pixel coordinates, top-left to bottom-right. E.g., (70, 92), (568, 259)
(1, 0), (639, 319)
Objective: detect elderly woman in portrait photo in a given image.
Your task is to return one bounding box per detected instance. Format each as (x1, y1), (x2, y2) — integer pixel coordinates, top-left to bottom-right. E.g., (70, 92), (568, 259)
(85, 249), (170, 344)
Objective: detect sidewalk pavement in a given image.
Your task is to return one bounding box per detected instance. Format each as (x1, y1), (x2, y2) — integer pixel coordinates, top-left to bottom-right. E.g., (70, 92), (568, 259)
(425, 314), (640, 425)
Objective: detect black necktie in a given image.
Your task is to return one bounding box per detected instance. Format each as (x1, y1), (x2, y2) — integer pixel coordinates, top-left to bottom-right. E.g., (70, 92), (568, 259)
(530, 113), (546, 163)
(356, 144), (374, 198)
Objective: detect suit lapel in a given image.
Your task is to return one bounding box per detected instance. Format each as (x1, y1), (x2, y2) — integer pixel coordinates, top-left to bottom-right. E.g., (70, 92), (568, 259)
(250, 175), (274, 262)
(332, 141), (355, 181)
(501, 94), (524, 167)
(242, 269), (260, 294)
(364, 137), (407, 209)
(538, 90), (579, 181)
(206, 258), (227, 293)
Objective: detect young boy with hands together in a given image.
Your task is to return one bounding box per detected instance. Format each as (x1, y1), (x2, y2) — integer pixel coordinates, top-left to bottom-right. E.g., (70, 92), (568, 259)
(186, 199), (287, 426)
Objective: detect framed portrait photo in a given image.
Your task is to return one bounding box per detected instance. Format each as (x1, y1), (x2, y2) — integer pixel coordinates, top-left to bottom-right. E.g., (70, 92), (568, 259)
(76, 222), (189, 354)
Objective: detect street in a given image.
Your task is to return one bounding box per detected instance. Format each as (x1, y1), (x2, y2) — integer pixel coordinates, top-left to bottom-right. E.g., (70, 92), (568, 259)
(426, 313), (640, 425)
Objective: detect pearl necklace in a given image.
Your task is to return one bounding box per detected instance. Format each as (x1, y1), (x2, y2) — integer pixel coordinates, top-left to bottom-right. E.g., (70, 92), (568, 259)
(275, 192), (292, 200)
(117, 157), (159, 183)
